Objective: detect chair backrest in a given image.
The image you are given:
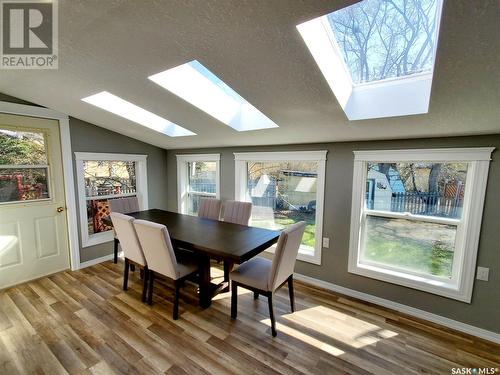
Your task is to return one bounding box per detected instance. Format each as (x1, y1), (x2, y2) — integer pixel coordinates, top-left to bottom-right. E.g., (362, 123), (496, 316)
(222, 200), (252, 226)
(108, 196), (140, 214)
(198, 198), (221, 220)
(268, 221), (306, 291)
(133, 219), (179, 279)
(110, 212), (146, 266)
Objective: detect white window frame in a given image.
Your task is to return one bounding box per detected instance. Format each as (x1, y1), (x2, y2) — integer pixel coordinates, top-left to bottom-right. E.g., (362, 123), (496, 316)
(176, 154), (220, 215)
(234, 151), (327, 265)
(348, 147), (494, 302)
(75, 152), (148, 248)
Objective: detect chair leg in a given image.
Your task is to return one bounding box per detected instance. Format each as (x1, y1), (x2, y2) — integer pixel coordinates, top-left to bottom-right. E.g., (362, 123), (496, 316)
(114, 238), (119, 263)
(142, 267), (149, 303)
(123, 258), (130, 291)
(148, 270), (155, 305)
(173, 280), (181, 320)
(288, 275), (295, 313)
(231, 282), (238, 319)
(253, 292), (259, 300)
(268, 293), (277, 337)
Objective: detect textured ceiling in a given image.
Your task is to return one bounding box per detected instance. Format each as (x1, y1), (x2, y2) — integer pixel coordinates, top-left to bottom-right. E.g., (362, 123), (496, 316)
(0, 0), (499, 149)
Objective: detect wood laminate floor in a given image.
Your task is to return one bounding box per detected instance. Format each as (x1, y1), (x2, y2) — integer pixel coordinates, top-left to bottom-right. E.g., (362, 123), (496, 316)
(0, 260), (498, 374)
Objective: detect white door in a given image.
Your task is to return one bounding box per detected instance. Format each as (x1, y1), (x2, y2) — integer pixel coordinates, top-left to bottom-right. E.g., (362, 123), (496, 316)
(0, 113), (70, 288)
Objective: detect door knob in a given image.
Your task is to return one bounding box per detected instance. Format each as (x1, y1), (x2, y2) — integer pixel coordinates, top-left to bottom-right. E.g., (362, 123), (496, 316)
(57, 207), (64, 213)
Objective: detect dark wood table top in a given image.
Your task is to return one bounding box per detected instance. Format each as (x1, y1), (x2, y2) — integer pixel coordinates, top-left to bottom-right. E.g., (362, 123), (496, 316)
(113, 209), (280, 263)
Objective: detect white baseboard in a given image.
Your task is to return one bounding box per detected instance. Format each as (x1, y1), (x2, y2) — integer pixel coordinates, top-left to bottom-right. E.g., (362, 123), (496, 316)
(294, 273), (500, 345)
(79, 254), (115, 269)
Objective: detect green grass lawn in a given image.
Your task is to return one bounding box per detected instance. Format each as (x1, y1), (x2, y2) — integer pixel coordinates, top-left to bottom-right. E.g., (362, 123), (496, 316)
(252, 211), (454, 278)
(252, 210), (316, 248)
(363, 216), (455, 278)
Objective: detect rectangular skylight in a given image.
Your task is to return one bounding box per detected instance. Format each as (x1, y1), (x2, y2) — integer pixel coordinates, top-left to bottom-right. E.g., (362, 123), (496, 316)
(326, 0), (442, 85)
(81, 91), (196, 137)
(297, 0), (443, 120)
(148, 60), (278, 132)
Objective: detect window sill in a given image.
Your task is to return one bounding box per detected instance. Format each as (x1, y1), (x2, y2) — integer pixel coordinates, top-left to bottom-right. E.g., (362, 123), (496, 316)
(348, 262), (471, 303)
(85, 192), (137, 201)
(265, 244), (321, 265)
(82, 231), (114, 248)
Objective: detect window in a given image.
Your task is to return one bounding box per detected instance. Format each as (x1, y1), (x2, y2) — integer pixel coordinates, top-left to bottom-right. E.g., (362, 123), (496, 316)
(149, 61), (278, 132)
(327, 0), (441, 84)
(82, 91), (195, 137)
(349, 148), (494, 302)
(177, 154), (220, 215)
(75, 153), (148, 247)
(0, 127), (50, 203)
(297, 0), (443, 120)
(235, 151), (327, 264)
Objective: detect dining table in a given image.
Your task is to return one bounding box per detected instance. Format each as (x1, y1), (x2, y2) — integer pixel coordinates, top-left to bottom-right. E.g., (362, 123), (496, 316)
(105, 209), (280, 308)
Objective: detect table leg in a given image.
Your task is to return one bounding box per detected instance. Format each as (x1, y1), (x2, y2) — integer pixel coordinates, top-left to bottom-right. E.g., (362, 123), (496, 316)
(223, 260), (235, 292)
(198, 254), (212, 308)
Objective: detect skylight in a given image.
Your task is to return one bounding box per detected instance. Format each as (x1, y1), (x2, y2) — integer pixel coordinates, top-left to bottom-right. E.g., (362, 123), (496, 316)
(328, 0), (440, 85)
(148, 60), (278, 132)
(81, 91), (196, 137)
(297, 0), (443, 120)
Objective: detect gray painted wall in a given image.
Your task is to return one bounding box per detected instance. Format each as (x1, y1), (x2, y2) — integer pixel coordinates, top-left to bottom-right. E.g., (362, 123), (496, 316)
(70, 118), (169, 262)
(166, 135), (500, 333)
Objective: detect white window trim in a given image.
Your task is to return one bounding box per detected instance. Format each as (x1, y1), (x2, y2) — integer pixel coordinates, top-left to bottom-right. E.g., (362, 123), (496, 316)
(75, 152), (148, 248)
(176, 154), (220, 214)
(348, 147), (495, 302)
(234, 150), (327, 265)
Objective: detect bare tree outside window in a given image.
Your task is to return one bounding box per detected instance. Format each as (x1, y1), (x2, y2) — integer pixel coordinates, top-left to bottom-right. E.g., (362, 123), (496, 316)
(328, 0), (440, 84)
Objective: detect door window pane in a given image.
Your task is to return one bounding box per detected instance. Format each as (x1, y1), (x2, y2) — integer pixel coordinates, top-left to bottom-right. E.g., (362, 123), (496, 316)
(247, 161), (317, 251)
(361, 215), (456, 278)
(366, 162), (468, 219)
(0, 168), (49, 203)
(187, 161), (217, 215)
(0, 128), (50, 204)
(0, 129), (47, 165)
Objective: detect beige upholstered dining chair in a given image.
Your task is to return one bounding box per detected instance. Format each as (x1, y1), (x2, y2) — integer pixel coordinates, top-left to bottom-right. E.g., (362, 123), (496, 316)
(110, 212), (149, 302)
(108, 196), (140, 263)
(220, 200), (252, 287)
(133, 219), (199, 320)
(222, 200), (252, 225)
(230, 221), (306, 337)
(198, 197), (221, 220)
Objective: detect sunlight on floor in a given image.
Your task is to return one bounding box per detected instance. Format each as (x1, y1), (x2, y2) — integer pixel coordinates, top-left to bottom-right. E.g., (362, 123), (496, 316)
(211, 286), (251, 301)
(260, 304), (398, 352)
(261, 317), (345, 356)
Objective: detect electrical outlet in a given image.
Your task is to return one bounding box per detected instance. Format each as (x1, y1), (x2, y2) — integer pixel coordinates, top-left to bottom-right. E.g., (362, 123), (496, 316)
(322, 237), (330, 248)
(476, 267), (489, 281)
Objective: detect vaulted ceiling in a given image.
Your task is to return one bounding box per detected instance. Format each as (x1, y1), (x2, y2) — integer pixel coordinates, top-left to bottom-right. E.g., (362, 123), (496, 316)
(1, 0), (499, 149)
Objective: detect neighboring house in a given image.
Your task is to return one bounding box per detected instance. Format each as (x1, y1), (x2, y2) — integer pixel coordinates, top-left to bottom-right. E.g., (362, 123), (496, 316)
(370, 165), (405, 193)
(250, 170), (317, 211)
(366, 170), (393, 211)
(279, 170), (317, 210)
